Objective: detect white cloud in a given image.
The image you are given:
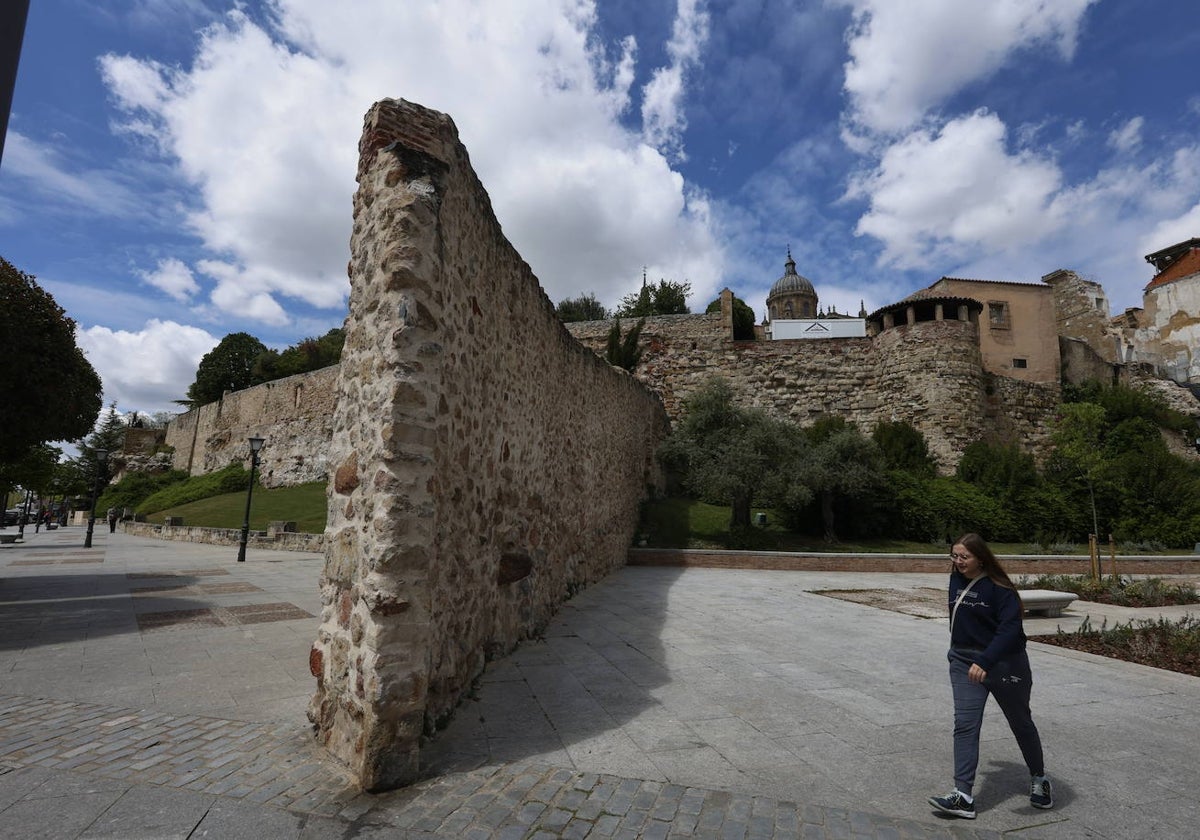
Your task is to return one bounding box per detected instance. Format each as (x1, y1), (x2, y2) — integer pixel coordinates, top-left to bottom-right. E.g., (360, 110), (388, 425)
(850, 110), (1063, 268)
(641, 0), (711, 162)
(139, 257), (199, 301)
(1138, 202), (1200, 262)
(837, 0), (1097, 134)
(97, 1), (723, 320)
(1108, 116), (1144, 153)
(77, 319), (219, 413)
(3, 131), (142, 216)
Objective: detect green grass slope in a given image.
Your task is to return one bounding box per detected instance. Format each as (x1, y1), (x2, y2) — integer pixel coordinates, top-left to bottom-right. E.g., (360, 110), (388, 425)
(145, 481), (326, 533)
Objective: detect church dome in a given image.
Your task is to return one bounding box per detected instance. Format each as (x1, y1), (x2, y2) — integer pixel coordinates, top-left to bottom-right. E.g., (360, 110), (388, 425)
(769, 253), (815, 298)
(766, 249), (818, 320)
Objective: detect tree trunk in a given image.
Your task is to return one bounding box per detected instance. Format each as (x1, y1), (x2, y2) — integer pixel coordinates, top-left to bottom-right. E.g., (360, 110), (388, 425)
(730, 491), (752, 533)
(821, 492), (837, 542)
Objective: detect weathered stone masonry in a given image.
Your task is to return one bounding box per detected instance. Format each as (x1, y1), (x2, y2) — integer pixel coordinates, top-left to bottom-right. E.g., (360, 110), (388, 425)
(163, 365), (338, 488)
(307, 100), (669, 790)
(569, 314), (1059, 470)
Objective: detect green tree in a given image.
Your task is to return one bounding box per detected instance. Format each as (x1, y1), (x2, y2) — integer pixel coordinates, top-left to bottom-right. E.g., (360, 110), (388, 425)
(615, 278), (691, 317)
(872, 421), (936, 476)
(71, 403), (127, 492)
(660, 378), (809, 533)
(556, 293), (609, 323)
(185, 332), (268, 406)
(605, 318), (645, 371)
(1051, 402), (1109, 539)
(0, 257), (103, 465)
(706, 294), (756, 340)
(795, 422), (888, 541)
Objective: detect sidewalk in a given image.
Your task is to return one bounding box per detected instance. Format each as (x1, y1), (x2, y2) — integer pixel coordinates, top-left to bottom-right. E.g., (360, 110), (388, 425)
(2, 528), (1197, 838)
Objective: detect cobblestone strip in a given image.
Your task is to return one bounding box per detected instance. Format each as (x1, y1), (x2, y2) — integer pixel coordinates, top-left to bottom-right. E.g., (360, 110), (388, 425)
(0, 693), (365, 817)
(354, 763), (1005, 840)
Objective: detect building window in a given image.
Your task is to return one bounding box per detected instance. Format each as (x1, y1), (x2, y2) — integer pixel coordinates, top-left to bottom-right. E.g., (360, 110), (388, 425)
(988, 301), (1011, 329)
(1012, 358), (1028, 369)
(1095, 297), (1104, 309)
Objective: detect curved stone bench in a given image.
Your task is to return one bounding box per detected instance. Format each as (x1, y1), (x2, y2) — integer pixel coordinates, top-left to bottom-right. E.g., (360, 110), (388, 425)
(1021, 589), (1078, 617)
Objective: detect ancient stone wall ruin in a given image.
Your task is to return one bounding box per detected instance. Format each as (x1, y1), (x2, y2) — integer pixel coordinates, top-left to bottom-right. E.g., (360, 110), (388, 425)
(163, 365), (339, 488)
(307, 100), (668, 790)
(569, 313), (1055, 470)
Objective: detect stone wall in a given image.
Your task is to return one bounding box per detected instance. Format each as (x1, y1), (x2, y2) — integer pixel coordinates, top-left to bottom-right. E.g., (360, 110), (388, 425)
(1044, 269), (1123, 364)
(307, 99), (669, 791)
(122, 521), (325, 553)
(163, 365), (339, 488)
(572, 313), (1053, 470)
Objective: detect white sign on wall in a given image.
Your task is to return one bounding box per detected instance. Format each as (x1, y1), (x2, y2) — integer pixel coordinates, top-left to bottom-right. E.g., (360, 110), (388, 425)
(768, 319), (867, 340)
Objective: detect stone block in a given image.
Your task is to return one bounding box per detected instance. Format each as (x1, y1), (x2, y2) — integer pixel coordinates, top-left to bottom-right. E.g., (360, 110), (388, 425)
(267, 520), (297, 537)
(164, 516), (184, 526)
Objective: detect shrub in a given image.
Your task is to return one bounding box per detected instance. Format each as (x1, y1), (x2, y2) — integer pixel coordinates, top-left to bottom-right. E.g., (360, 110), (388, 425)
(137, 463), (253, 514)
(1017, 574), (1198, 607)
(97, 469), (189, 513)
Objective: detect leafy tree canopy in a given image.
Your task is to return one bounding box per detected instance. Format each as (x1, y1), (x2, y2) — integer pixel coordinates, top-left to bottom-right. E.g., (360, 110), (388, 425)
(615, 278), (691, 317)
(605, 318), (645, 371)
(0, 257), (103, 465)
(872, 421), (936, 477)
(660, 378), (809, 533)
(252, 328), (344, 384)
(706, 294), (757, 340)
(186, 332), (268, 407)
(556, 293), (609, 323)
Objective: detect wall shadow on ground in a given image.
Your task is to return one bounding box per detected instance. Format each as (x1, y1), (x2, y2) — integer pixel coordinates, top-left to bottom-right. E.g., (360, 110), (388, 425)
(419, 567), (682, 781)
(0, 572), (257, 651)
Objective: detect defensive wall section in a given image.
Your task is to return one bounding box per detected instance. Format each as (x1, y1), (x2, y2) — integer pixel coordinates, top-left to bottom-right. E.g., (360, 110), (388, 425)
(568, 314), (1058, 470)
(163, 365), (338, 488)
(306, 99), (669, 790)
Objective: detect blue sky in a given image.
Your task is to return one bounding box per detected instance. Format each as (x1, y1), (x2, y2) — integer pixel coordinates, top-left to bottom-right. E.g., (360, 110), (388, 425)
(4, 0), (1200, 416)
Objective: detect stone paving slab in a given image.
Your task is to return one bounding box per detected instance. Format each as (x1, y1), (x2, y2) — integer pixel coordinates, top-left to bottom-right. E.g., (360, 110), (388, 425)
(2, 529), (1199, 838)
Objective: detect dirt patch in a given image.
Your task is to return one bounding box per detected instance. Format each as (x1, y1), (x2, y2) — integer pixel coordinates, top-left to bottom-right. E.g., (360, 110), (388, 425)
(814, 587), (946, 618)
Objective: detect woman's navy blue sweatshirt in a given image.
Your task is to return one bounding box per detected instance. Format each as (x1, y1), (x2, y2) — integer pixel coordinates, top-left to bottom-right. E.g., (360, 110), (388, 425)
(948, 569), (1026, 670)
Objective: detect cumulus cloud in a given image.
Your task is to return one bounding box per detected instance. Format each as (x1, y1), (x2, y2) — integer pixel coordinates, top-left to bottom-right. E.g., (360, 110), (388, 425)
(641, 0), (711, 162)
(139, 257), (199, 301)
(97, 0), (723, 321)
(1108, 116), (1144, 153)
(837, 0), (1097, 135)
(850, 110), (1063, 268)
(77, 319), (219, 413)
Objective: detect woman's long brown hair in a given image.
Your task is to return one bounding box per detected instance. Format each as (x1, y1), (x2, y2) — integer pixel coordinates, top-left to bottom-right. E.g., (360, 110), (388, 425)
(955, 532), (1019, 593)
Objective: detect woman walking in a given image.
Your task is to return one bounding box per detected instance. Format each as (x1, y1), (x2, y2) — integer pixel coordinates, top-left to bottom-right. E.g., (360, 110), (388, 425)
(928, 533), (1053, 819)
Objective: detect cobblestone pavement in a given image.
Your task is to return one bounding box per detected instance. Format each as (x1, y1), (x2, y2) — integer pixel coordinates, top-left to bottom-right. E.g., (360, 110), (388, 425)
(0, 690), (997, 838)
(3, 528), (1198, 838)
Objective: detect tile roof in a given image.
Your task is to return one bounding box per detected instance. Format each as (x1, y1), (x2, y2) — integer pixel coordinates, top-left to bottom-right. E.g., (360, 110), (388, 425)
(1144, 247), (1200, 292)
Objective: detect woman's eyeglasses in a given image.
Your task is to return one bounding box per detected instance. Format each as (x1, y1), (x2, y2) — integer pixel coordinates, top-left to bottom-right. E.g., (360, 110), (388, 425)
(950, 552), (972, 561)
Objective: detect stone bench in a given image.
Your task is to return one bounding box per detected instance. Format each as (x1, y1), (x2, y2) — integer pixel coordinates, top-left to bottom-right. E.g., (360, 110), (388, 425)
(0, 534), (20, 544)
(1021, 589), (1078, 617)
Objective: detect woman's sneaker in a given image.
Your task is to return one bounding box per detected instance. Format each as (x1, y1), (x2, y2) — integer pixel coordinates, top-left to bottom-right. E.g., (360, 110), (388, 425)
(1030, 776), (1053, 809)
(928, 790), (976, 819)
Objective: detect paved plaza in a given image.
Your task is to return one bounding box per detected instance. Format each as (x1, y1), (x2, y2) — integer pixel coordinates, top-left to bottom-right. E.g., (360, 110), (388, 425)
(1, 527), (1198, 838)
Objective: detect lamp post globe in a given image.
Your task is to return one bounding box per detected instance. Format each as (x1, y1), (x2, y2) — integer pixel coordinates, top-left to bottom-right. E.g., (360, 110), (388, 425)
(236, 437), (265, 563)
(83, 449), (110, 549)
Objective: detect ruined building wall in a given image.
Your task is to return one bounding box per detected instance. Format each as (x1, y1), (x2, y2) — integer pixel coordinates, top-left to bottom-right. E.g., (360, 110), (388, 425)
(1044, 269), (1123, 365)
(570, 315), (1056, 470)
(162, 365), (339, 488)
(308, 99), (668, 790)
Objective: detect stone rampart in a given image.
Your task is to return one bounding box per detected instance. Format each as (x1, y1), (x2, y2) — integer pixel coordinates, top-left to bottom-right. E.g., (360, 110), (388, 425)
(307, 99), (669, 790)
(571, 314), (1043, 470)
(163, 365), (339, 488)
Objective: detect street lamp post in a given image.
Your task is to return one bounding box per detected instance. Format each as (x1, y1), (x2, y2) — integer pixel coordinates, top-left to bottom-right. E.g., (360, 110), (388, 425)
(236, 437), (265, 563)
(83, 449), (109, 548)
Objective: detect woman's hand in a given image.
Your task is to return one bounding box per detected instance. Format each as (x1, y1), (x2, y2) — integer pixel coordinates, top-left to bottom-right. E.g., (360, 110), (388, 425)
(968, 663), (987, 684)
